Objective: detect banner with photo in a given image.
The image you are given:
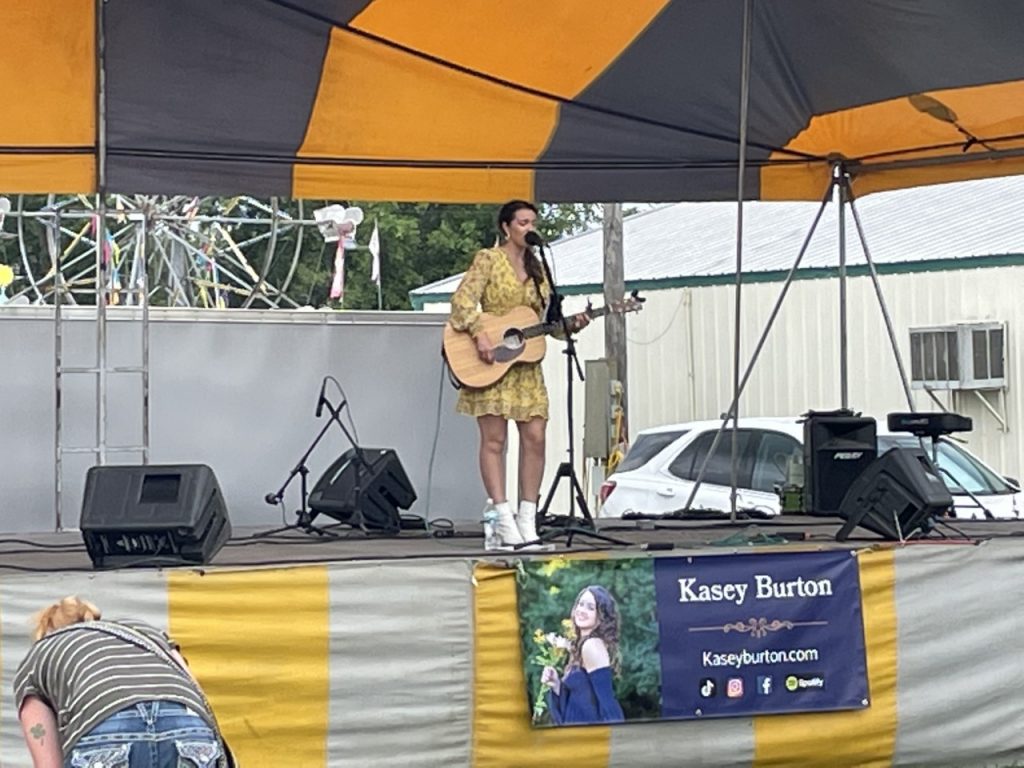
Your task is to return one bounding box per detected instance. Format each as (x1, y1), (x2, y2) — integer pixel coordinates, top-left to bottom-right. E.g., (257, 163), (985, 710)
(516, 550), (868, 727)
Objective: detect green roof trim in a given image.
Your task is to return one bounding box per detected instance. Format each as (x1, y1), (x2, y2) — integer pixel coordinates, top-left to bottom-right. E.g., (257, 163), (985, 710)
(409, 253), (1024, 311)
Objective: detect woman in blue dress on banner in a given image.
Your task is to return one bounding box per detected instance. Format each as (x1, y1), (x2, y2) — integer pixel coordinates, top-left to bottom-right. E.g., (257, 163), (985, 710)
(542, 585), (625, 724)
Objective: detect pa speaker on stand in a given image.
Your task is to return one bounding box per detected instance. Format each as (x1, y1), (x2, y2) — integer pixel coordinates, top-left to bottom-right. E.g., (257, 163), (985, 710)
(802, 410), (877, 516)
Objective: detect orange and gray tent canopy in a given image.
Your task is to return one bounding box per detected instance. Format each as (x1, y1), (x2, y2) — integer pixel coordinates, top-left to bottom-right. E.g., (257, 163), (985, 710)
(4, 0), (1024, 202)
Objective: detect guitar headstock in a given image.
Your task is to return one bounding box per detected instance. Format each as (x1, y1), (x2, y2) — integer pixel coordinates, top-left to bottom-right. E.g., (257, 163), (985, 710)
(609, 291), (646, 315)
(572, 292), (646, 325)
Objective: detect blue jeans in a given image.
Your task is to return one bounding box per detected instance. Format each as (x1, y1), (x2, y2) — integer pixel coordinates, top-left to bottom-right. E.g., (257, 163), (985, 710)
(65, 701), (221, 768)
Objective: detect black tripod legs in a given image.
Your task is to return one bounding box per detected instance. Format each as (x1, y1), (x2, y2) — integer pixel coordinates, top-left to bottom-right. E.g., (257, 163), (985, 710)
(538, 462), (630, 547)
(539, 462), (588, 522)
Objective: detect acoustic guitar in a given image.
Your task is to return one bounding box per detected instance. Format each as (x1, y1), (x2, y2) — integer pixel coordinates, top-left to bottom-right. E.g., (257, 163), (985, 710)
(443, 294), (645, 389)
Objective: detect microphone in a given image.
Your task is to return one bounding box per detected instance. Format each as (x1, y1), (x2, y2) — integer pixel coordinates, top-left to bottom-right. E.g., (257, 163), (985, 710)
(524, 231), (545, 248)
(315, 376), (328, 418)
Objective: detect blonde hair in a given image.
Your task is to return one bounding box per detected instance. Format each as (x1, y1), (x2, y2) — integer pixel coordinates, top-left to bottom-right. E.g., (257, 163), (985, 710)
(32, 596), (102, 641)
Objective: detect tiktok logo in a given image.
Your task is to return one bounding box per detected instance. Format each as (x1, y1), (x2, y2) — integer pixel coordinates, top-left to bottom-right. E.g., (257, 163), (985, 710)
(699, 678), (717, 698)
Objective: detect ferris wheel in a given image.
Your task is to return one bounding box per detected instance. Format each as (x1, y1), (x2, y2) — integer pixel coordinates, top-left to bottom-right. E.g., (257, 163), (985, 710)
(0, 194), (342, 309)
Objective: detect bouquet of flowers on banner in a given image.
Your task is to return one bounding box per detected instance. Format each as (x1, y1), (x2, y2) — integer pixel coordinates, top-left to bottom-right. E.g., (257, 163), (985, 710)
(529, 620), (574, 723)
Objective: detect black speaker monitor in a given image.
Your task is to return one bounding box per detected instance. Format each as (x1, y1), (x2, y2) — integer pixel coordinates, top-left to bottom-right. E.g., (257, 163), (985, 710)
(308, 448), (416, 532)
(81, 464), (231, 568)
(887, 411), (973, 439)
(836, 447), (953, 541)
(803, 411), (877, 516)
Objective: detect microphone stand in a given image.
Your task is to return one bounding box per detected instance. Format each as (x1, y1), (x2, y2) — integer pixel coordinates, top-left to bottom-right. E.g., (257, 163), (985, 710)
(260, 384), (375, 537)
(318, 395), (384, 534)
(531, 238), (628, 548)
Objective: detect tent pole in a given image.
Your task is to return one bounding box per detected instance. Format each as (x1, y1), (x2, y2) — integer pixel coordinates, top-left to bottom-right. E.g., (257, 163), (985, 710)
(680, 184), (834, 515)
(845, 183), (916, 410)
(836, 161), (849, 409)
(728, 0), (754, 521)
(95, 0), (106, 194)
(95, 0), (109, 469)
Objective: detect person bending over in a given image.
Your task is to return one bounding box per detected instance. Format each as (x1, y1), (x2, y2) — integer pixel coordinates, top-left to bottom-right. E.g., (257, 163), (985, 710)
(14, 595), (232, 767)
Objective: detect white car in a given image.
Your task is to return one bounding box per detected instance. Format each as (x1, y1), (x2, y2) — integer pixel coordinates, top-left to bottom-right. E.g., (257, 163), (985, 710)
(598, 417), (1022, 520)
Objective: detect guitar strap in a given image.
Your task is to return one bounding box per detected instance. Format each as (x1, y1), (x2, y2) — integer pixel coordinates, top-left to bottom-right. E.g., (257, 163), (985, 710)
(530, 269), (556, 324)
(441, 344), (463, 391)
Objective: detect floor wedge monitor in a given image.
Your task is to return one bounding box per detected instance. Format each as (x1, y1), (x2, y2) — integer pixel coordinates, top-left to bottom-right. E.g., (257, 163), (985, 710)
(309, 447), (416, 533)
(81, 464), (231, 568)
(836, 447), (953, 541)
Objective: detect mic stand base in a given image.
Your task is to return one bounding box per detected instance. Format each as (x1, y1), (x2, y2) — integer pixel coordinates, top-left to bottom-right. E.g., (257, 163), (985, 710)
(537, 462), (630, 548)
(260, 509), (341, 539)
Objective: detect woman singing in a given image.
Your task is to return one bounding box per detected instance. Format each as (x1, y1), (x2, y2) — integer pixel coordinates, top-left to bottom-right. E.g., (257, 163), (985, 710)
(542, 585), (625, 725)
(448, 200), (585, 548)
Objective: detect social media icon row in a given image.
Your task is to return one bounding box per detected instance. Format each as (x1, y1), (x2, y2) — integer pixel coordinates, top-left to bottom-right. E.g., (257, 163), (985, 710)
(700, 676), (776, 698)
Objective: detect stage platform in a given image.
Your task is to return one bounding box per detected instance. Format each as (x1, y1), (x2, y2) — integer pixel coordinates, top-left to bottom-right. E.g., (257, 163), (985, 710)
(2, 514), (1014, 571)
(2, 516), (1024, 767)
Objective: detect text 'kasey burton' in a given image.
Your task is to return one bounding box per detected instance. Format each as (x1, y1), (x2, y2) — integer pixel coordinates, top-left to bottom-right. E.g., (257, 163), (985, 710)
(678, 575), (834, 606)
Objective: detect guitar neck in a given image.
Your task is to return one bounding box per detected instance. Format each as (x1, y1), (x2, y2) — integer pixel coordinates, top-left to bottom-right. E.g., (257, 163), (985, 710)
(520, 306), (613, 339)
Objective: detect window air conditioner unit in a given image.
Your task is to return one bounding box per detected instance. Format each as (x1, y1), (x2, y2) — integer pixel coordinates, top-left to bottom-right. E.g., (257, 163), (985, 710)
(909, 322), (1006, 390)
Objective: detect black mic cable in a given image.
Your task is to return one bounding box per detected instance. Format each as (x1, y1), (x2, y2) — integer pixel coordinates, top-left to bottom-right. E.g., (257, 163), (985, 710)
(315, 375), (328, 417)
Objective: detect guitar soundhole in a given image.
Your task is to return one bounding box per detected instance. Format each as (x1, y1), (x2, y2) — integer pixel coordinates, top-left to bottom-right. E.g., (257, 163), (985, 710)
(503, 329), (525, 350)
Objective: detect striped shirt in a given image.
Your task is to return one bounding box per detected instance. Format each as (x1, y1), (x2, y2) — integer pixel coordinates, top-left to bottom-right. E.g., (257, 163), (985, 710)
(13, 619), (216, 756)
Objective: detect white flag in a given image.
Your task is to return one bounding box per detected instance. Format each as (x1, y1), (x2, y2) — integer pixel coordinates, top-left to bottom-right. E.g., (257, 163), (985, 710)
(368, 220), (381, 285)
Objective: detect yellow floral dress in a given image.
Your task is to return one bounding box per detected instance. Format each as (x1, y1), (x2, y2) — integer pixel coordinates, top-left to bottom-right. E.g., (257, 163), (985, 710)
(449, 247), (550, 421)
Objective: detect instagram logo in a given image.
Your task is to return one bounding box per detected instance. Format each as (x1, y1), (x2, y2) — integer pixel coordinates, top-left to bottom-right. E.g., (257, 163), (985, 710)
(727, 678), (744, 698)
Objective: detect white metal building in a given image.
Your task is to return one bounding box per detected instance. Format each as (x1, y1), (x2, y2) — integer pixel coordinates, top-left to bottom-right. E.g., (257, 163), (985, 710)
(413, 176), (1024, 506)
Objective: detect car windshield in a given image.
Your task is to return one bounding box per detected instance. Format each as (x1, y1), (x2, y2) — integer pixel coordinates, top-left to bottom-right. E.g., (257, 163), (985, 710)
(878, 435), (1012, 495)
(616, 430), (689, 473)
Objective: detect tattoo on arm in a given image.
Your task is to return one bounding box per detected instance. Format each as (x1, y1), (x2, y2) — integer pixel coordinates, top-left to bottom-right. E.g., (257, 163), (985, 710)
(30, 723), (46, 745)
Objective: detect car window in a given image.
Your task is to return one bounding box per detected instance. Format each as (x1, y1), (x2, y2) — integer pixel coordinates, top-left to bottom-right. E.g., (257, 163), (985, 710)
(669, 429), (755, 486)
(668, 434), (705, 480)
(878, 435), (1011, 494)
(751, 431), (802, 493)
(615, 430), (688, 473)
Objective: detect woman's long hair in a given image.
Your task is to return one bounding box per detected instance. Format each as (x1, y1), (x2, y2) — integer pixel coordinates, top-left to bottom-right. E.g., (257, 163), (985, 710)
(32, 596), (101, 641)
(496, 199), (545, 288)
(567, 584), (621, 676)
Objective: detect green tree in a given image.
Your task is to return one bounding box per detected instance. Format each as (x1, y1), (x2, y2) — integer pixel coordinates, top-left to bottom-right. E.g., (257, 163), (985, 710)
(317, 201), (605, 311)
(537, 202), (604, 242)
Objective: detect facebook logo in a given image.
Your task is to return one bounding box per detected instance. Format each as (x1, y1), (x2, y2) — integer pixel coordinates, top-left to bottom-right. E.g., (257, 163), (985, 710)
(757, 675), (773, 695)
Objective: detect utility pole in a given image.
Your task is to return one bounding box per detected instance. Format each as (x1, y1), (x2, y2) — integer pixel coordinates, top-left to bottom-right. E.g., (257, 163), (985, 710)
(602, 203), (628, 438)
